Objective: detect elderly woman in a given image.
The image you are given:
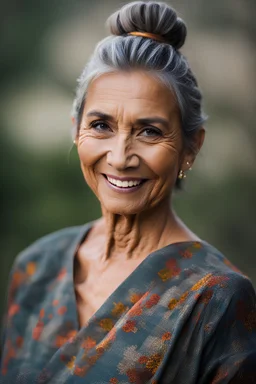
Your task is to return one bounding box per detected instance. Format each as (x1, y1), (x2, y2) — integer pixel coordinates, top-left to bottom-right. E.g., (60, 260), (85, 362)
(1, 1), (256, 383)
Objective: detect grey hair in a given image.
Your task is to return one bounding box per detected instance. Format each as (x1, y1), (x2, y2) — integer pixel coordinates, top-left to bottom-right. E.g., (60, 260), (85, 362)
(72, 1), (207, 154)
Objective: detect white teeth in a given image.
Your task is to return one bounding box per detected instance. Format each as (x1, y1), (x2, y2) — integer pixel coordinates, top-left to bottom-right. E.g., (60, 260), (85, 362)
(106, 176), (142, 188)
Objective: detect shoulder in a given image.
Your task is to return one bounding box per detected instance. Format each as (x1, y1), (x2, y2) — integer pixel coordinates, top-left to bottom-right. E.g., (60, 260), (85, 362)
(208, 271), (256, 303)
(196, 241), (252, 283)
(4, 222), (93, 306)
(184, 240), (256, 301)
(12, 222), (91, 271)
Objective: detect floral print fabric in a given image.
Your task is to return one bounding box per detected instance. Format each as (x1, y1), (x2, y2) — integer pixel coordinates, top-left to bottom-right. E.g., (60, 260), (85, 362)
(1, 222), (256, 383)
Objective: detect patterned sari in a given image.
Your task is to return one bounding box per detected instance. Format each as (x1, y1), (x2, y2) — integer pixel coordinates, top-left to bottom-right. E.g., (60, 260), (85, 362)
(1, 221), (256, 383)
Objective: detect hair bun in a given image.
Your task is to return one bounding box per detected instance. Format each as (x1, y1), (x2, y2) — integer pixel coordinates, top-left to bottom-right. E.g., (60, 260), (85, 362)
(107, 1), (187, 50)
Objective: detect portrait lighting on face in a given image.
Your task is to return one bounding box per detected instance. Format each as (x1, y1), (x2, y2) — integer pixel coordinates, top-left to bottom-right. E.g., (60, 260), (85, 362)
(1, 1), (255, 383)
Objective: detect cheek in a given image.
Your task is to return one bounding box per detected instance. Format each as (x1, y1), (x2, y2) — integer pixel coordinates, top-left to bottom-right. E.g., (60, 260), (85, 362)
(77, 137), (107, 192)
(142, 144), (181, 181)
(77, 137), (107, 167)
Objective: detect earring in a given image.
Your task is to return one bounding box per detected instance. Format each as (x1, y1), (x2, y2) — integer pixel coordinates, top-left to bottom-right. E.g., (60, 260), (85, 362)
(186, 161), (192, 171)
(178, 170), (186, 179)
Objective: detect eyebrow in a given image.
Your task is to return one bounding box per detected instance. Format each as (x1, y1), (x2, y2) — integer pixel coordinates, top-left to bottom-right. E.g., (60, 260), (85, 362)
(86, 110), (169, 129)
(86, 110), (114, 121)
(136, 117), (169, 129)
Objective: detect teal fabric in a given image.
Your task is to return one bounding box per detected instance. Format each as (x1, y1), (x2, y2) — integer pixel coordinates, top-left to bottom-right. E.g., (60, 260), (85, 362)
(1, 222), (256, 383)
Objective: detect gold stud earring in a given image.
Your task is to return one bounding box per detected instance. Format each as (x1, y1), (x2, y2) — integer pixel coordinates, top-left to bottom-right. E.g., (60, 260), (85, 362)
(178, 170), (186, 179)
(186, 161), (192, 171)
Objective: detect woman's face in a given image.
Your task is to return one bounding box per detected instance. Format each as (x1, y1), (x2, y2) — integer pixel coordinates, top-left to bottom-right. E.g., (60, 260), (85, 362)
(77, 71), (191, 215)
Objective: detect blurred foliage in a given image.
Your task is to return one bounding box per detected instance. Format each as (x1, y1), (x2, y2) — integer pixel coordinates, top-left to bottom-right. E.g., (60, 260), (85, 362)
(1, 0), (256, 325)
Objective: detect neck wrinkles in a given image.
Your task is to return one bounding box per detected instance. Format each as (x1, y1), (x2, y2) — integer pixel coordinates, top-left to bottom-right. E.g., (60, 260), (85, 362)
(101, 198), (178, 261)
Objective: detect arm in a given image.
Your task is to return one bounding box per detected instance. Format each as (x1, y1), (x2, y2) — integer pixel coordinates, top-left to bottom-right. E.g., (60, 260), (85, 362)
(199, 274), (256, 384)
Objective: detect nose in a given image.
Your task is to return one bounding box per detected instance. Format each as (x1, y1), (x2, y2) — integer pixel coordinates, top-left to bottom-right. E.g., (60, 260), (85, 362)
(106, 134), (139, 170)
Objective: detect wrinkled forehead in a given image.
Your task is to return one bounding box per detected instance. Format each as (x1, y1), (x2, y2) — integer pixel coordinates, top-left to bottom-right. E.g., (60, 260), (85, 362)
(83, 71), (179, 120)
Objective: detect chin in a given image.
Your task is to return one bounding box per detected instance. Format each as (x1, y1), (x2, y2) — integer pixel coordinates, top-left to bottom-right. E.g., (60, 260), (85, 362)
(101, 200), (148, 216)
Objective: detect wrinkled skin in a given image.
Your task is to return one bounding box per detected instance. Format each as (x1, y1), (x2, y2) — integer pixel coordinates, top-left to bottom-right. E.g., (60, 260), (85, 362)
(73, 71), (205, 327)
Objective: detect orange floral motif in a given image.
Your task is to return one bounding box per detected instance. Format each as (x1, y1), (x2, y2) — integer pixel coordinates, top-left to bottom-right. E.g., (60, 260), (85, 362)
(158, 259), (181, 281)
(112, 302), (128, 316)
(126, 368), (141, 383)
(67, 330), (77, 341)
(55, 335), (66, 348)
(191, 273), (212, 291)
(66, 355), (76, 370)
(8, 303), (20, 317)
(55, 330), (77, 347)
(57, 306), (67, 315)
(162, 332), (172, 341)
(200, 290), (213, 304)
(168, 291), (189, 311)
(52, 299), (59, 306)
(73, 365), (87, 377)
(82, 336), (97, 350)
(96, 346), (105, 355)
(26, 262), (37, 275)
(206, 275), (229, 288)
(166, 258), (181, 277)
(122, 320), (137, 333)
(2, 340), (16, 375)
(57, 267), (67, 281)
(145, 294), (160, 308)
(168, 298), (179, 310)
(193, 242), (202, 249)
(130, 293), (144, 304)
(96, 328), (116, 352)
(99, 318), (114, 332)
(16, 336), (24, 348)
(138, 355), (148, 364)
(39, 308), (45, 318)
(60, 353), (70, 363)
(128, 302), (143, 317)
(87, 354), (99, 366)
(146, 353), (162, 374)
(180, 249), (193, 259)
(11, 270), (27, 291)
(109, 378), (119, 384)
(158, 268), (172, 282)
(32, 320), (44, 341)
(179, 291), (189, 303)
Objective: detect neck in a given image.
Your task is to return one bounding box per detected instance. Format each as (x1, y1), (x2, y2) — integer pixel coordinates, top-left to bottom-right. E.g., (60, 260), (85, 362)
(99, 198), (183, 261)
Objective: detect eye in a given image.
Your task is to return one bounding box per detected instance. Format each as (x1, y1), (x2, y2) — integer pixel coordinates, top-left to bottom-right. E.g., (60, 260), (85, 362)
(140, 127), (162, 137)
(90, 120), (112, 132)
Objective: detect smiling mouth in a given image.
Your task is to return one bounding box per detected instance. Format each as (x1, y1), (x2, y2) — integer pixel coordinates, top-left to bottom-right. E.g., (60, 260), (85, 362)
(103, 174), (146, 189)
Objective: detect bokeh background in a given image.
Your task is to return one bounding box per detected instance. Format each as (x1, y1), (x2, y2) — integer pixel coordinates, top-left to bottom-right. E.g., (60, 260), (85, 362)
(1, 0), (256, 322)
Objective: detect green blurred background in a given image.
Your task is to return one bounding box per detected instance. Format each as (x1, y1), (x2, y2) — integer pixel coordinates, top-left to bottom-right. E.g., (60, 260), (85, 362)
(1, 0), (256, 322)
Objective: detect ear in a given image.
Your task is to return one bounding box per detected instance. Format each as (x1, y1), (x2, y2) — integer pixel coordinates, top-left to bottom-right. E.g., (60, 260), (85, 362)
(182, 127), (205, 171)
